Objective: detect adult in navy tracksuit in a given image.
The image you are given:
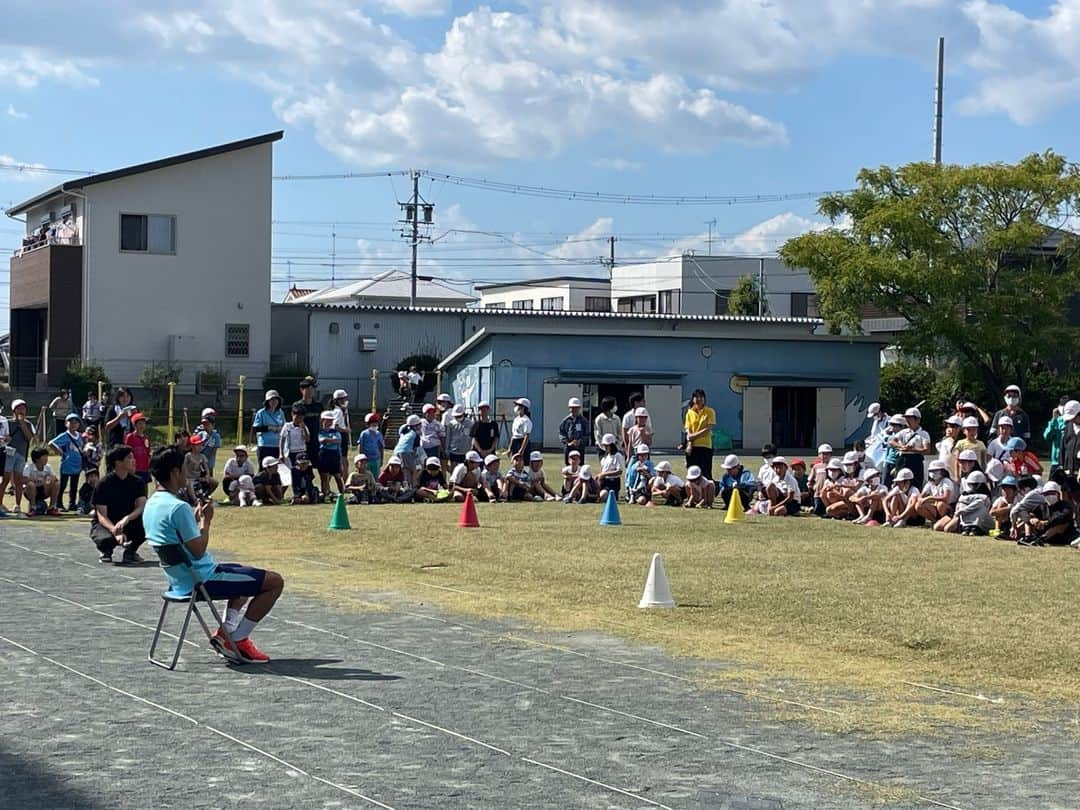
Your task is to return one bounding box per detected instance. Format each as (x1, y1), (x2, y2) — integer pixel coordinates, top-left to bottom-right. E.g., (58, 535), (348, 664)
(558, 397), (590, 463)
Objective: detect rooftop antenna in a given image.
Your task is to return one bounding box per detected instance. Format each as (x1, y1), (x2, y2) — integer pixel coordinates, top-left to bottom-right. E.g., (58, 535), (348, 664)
(933, 37), (944, 165)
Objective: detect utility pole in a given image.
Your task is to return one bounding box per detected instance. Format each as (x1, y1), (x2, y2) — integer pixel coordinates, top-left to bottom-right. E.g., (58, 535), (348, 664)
(757, 257), (765, 317)
(609, 235), (616, 274)
(933, 36), (944, 165)
(705, 218), (716, 256)
(331, 223), (336, 287)
(399, 170), (433, 307)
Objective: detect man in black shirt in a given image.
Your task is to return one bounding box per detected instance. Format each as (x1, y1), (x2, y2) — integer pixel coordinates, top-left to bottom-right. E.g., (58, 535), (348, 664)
(470, 401), (499, 457)
(292, 376), (322, 462)
(90, 446), (148, 565)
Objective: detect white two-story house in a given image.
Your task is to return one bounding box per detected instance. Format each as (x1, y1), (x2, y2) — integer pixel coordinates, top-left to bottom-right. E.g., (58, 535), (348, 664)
(5, 131), (282, 389)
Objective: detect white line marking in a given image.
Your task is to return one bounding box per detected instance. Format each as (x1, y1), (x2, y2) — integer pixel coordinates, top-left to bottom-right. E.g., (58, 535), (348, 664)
(390, 711), (513, 756)
(295, 556), (339, 568)
(901, 681), (1005, 705)
(0, 634), (396, 809)
(410, 581), (479, 596)
(520, 758), (676, 809)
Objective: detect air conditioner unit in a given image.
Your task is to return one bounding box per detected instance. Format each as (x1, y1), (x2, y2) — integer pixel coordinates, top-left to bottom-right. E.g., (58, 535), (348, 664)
(358, 336), (377, 352)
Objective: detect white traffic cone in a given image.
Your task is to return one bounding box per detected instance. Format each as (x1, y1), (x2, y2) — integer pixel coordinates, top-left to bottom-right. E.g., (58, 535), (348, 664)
(638, 552), (676, 609)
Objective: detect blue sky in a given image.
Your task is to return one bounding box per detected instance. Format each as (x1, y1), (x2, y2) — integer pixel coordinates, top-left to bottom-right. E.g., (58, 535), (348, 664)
(3, 0), (1080, 334)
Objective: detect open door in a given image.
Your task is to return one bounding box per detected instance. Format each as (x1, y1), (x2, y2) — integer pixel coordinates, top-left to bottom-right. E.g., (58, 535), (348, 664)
(643, 384), (683, 450)
(542, 382), (583, 450)
(741, 386), (772, 449)
(816, 387), (845, 448)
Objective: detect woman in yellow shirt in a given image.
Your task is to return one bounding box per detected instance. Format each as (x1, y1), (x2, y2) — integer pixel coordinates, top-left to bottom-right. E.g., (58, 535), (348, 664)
(684, 388), (717, 480)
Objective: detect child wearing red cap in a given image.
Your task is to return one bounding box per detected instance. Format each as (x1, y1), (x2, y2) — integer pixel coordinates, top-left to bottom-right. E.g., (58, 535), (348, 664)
(124, 412), (152, 484)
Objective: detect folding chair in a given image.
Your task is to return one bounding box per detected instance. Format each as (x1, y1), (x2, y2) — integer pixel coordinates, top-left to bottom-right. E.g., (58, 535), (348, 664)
(147, 543), (235, 670)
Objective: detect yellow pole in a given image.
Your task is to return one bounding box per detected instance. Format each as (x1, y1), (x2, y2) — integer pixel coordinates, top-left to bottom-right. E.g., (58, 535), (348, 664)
(436, 370), (443, 400)
(236, 375), (247, 446)
(97, 380), (104, 402)
(166, 382), (175, 444)
(370, 368), (378, 413)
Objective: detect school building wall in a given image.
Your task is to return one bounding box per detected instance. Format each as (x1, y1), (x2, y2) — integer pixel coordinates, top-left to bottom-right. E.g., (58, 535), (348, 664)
(441, 332), (881, 451)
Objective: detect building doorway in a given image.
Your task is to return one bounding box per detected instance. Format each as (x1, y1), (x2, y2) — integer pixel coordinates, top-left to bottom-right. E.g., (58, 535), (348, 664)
(771, 386), (816, 448)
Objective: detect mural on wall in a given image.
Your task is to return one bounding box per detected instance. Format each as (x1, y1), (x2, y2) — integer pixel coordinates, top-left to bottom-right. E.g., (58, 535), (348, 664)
(452, 366), (479, 410)
(844, 393), (869, 444)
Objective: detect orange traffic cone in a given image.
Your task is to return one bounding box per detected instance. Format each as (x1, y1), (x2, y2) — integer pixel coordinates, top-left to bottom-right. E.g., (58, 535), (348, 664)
(457, 490), (480, 528)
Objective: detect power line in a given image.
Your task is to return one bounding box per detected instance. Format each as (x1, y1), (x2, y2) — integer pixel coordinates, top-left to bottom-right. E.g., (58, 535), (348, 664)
(0, 163), (93, 176)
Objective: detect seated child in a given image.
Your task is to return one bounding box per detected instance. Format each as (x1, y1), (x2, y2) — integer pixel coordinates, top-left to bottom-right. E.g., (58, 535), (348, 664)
(77, 468), (99, 516)
(223, 446), (256, 503)
(347, 454), (378, 504)
(625, 445), (656, 505)
(851, 467), (887, 524)
(480, 454), (504, 502)
(449, 451), (484, 502)
(566, 464), (599, 504)
(719, 454), (755, 510)
(883, 467), (916, 527)
(650, 461), (684, 506)
(528, 451), (558, 501)
(504, 454), (534, 501)
(560, 450), (583, 499)
(1009, 476), (1046, 545)
(760, 457), (800, 516)
(291, 453), (318, 504)
(948, 471), (994, 536)
(253, 457), (284, 505)
(1027, 481), (1077, 546)
(989, 475), (1018, 537)
(23, 448), (60, 516)
(789, 458), (812, 507)
(236, 474), (257, 507)
(596, 434), (624, 502)
(183, 434), (218, 504)
(821, 458), (857, 519)
(378, 455), (412, 503)
(415, 457), (449, 502)
(684, 466), (716, 508)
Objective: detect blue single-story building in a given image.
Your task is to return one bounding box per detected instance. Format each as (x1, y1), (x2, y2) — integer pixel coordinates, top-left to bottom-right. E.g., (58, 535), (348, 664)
(437, 320), (883, 451)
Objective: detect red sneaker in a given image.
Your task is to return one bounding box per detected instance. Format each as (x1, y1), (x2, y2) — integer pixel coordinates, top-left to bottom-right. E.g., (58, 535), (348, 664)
(234, 637), (270, 664)
(209, 629), (242, 662)
(47, 507), (62, 517)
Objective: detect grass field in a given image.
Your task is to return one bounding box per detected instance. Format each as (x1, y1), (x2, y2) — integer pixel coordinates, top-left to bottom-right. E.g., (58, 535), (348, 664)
(209, 485), (1080, 739)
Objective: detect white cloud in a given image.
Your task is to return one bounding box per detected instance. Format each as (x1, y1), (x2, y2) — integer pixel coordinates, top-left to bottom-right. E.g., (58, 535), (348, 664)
(377, 0), (450, 16)
(0, 154), (49, 182)
(549, 217), (614, 260)
(0, 50), (98, 89)
(591, 158), (642, 171)
(727, 212), (834, 255)
(6, 104), (28, 120)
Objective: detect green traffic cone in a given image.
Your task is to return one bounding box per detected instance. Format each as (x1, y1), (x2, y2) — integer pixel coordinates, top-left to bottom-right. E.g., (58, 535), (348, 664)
(328, 493), (351, 530)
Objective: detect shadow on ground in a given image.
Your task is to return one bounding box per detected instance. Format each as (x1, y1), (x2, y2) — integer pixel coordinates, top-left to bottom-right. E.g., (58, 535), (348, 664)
(0, 746), (104, 810)
(240, 657), (401, 681)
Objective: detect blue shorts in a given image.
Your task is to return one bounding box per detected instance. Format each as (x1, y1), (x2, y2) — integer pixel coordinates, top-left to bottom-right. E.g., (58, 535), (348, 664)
(202, 563), (267, 599)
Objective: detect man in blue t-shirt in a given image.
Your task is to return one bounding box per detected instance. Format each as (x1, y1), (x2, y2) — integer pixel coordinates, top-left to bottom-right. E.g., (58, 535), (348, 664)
(142, 447), (285, 664)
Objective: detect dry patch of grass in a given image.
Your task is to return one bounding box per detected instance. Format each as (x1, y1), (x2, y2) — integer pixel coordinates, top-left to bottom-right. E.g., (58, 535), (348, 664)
(211, 499), (1080, 737)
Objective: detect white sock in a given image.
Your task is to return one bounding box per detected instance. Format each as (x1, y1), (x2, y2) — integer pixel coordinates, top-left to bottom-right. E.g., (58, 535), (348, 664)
(224, 608), (243, 633)
(233, 617), (258, 641)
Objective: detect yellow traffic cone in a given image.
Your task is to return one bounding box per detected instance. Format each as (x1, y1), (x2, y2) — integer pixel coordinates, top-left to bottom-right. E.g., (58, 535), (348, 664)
(724, 490), (745, 524)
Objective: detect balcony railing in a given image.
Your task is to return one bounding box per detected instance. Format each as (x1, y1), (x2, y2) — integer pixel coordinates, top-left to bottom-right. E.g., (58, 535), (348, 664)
(14, 234), (81, 258)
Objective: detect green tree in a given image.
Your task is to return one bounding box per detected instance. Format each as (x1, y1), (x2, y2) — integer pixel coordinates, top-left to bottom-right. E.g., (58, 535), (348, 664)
(727, 274), (769, 316)
(779, 151), (1080, 395)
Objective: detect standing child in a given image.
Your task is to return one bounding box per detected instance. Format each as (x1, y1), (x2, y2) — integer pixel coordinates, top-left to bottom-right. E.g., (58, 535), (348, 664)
(394, 415), (422, 487)
(124, 413), (152, 485)
(559, 397), (589, 463)
(508, 398), (533, 460)
(358, 413), (385, 479)
(280, 405), (310, 469)
(81, 425), (103, 475)
(445, 405), (473, 469)
(470, 401), (499, 458)
(593, 397), (621, 460)
(952, 417), (988, 477)
(81, 390), (103, 429)
(49, 413), (85, 511)
(626, 409), (653, 453)
(419, 404), (446, 468)
(317, 410), (345, 501)
(331, 389), (352, 477)
(196, 412), (222, 474)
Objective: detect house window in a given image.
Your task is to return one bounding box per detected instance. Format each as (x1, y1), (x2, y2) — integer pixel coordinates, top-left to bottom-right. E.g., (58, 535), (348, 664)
(585, 296), (611, 312)
(511, 299), (533, 309)
(540, 296), (564, 310)
(714, 290), (730, 315)
(225, 323), (250, 358)
(617, 295), (657, 313)
(484, 302), (506, 309)
(120, 214), (176, 254)
(658, 289), (681, 314)
(791, 292), (820, 318)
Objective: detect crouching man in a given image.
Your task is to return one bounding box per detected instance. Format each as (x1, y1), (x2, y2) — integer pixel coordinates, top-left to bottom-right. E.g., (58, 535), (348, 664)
(143, 447), (285, 664)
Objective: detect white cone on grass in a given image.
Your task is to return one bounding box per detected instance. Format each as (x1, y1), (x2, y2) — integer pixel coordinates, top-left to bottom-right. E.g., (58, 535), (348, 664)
(638, 553), (675, 609)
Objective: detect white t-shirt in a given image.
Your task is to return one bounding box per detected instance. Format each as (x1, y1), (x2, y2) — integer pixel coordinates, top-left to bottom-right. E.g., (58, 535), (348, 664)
(23, 463), (53, 484)
(281, 422), (307, 456)
(622, 410), (654, 433)
(407, 371), (421, 386)
(332, 407), (350, 433)
(449, 463), (471, 485)
(511, 415), (533, 440)
(922, 477), (958, 504)
(0, 415), (7, 446)
(772, 472), (800, 496)
(855, 483), (887, 499)
(599, 452), (625, 476)
(887, 484), (913, 505)
(223, 458), (255, 480)
(757, 464), (775, 487)
(652, 473), (685, 489)
(986, 437), (1011, 462)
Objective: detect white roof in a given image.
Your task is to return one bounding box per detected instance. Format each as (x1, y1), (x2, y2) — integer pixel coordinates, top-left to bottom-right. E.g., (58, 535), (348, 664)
(292, 270), (476, 304)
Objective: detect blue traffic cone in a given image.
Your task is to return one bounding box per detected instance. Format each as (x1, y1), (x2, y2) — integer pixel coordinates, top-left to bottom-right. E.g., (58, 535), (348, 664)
(600, 490), (622, 526)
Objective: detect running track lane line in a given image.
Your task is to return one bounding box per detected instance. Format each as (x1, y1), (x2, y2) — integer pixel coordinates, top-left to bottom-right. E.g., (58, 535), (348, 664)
(1, 578), (678, 810)
(0, 635), (396, 810)
(3, 570), (965, 810)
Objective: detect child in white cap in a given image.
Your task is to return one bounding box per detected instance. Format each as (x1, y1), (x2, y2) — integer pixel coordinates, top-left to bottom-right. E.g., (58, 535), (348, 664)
(528, 451), (558, 501)
(684, 466), (716, 508)
(625, 444), (656, 505)
(560, 450), (583, 500)
(236, 474), (257, 507)
(566, 464), (599, 504)
(851, 467), (887, 525)
(480, 454), (504, 502)
(347, 454), (377, 504)
(762, 457), (800, 516)
(415, 456), (450, 502)
(718, 454), (755, 511)
(596, 433), (625, 502)
(650, 461), (684, 506)
(883, 467), (916, 527)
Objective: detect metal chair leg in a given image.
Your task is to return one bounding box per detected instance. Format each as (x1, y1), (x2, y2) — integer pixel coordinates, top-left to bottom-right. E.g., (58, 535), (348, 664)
(147, 598), (171, 666)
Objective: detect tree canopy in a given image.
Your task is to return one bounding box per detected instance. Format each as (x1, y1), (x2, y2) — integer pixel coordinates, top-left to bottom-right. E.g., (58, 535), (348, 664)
(779, 151), (1080, 394)
(727, 274), (768, 316)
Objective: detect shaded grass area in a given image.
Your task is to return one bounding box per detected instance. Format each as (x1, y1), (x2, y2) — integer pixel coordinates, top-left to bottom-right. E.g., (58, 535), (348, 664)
(212, 498), (1080, 737)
